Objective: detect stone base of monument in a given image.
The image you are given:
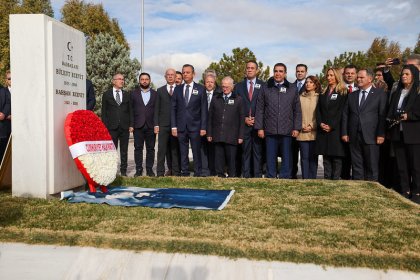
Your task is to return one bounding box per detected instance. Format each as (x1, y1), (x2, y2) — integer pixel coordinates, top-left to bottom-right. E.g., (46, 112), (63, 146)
(0, 243), (416, 280)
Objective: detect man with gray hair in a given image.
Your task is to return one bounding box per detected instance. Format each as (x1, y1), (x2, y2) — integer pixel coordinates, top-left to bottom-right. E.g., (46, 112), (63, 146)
(207, 76), (244, 177)
(154, 68), (180, 176)
(201, 70), (220, 176)
(341, 68), (387, 181)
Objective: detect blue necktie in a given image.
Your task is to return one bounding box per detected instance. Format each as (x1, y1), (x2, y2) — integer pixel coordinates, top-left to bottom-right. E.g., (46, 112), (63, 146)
(184, 85), (190, 104)
(360, 90), (366, 107)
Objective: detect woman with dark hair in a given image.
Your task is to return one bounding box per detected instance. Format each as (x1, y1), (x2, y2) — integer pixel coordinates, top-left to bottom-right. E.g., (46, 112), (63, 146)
(387, 64), (420, 203)
(315, 68), (348, 180)
(297, 75), (321, 179)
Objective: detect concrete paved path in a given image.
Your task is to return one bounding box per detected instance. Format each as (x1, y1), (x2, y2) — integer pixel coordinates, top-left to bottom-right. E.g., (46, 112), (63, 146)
(0, 243), (418, 280)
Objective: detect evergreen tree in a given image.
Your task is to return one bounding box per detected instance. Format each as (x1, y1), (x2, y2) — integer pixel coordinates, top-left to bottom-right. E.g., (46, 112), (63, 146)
(61, 0), (128, 49)
(206, 47), (270, 85)
(0, 0), (53, 81)
(86, 33), (140, 115)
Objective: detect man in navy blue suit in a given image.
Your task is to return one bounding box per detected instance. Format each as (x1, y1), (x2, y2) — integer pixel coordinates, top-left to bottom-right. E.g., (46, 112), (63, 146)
(171, 64), (208, 176)
(233, 60), (265, 178)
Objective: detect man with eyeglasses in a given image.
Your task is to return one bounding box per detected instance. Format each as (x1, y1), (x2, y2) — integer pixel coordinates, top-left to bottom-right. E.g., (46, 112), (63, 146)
(101, 73), (133, 176)
(0, 70), (11, 162)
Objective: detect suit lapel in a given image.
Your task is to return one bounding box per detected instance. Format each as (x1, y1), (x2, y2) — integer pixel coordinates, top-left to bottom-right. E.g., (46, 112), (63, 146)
(359, 88), (374, 112)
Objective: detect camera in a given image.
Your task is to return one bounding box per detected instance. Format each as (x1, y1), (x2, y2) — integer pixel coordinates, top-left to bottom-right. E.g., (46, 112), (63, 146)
(390, 58), (400, 65)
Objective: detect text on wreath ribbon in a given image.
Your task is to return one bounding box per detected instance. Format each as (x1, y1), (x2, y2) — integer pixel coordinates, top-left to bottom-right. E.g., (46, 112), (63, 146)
(69, 141), (116, 159)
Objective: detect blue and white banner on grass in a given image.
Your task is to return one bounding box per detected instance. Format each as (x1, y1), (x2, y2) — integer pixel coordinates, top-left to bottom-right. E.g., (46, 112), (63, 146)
(61, 186), (235, 210)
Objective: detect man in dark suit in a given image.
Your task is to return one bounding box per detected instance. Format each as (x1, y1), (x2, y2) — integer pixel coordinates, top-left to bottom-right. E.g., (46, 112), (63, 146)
(0, 71), (11, 162)
(171, 64), (207, 176)
(233, 60), (264, 178)
(207, 76), (244, 177)
(86, 79), (96, 111)
(291, 64), (308, 178)
(101, 73), (133, 176)
(154, 68), (180, 177)
(341, 64), (359, 180)
(201, 71), (220, 176)
(342, 68), (387, 181)
(131, 73), (157, 177)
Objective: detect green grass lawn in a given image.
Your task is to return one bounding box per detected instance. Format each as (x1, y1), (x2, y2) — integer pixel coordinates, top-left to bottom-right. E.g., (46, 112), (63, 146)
(0, 177), (419, 272)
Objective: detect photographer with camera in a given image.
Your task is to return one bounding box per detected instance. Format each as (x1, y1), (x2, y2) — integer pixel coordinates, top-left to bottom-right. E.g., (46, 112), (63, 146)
(379, 55), (420, 99)
(387, 64), (420, 203)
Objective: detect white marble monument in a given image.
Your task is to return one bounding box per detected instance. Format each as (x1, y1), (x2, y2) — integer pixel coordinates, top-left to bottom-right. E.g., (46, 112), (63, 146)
(10, 14), (86, 198)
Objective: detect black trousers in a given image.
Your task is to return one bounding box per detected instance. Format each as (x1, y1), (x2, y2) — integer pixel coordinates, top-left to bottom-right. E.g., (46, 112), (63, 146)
(133, 125), (156, 173)
(241, 128), (262, 178)
(201, 137), (216, 176)
(109, 126), (129, 173)
(178, 130), (201, 176)
(215, 142), (237, 177)
(341, 143), (352, 179)
(156, 127), (180, 176)
(323, 156), (342, 180)
(350, 132), (379, 181)
(394, 139), (420, 195)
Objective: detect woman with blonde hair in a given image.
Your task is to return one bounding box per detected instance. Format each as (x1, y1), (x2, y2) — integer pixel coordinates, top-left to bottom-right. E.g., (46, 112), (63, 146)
(315, 68), (348, 179)
(297, 75), (321, 179)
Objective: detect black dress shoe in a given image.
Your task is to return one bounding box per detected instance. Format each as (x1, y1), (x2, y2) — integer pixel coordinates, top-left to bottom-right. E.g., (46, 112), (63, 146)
(147, 171), (155, 177)
(134, 172), (142, 177)
(411, 193), (420, 204)
(121, 172), (127, 176)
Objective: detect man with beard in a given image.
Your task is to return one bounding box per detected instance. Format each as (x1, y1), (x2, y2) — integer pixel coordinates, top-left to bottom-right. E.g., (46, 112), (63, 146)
(131, 72), (157, 177)
(291, 64), (308, 178)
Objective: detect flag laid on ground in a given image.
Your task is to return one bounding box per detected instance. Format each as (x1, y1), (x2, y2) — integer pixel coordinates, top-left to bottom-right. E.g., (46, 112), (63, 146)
(61, 186), (235, 210)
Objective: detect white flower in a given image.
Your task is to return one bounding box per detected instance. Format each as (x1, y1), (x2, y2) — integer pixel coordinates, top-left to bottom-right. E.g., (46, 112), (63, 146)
(78, 150), (118, 186)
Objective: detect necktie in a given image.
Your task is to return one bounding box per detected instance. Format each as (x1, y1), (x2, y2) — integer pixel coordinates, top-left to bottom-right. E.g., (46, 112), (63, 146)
(360, 90), (366, 107)
(249, 81), (253, 101)
(169, 85), (173, 96)
(348, 85), (353, 93)
(116, 90), (121, 105)
(224, 95), (229, 104)
(207, 93), (211, 108)
(184, 84), (190, 104)
(297, 81), (302, 92)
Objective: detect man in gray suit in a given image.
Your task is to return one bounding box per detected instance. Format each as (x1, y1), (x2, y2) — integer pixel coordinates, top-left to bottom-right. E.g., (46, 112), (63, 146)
(341, 68), (387, 181)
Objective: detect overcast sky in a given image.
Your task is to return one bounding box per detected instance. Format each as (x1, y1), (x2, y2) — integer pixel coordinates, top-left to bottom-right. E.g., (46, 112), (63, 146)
(51, 0), (419, 86)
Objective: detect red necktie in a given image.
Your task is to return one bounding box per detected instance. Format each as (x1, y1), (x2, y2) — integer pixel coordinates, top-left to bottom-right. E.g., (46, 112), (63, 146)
(249, 81), (253, 116)
(249, 81), (253, 100)
(348, 85), (352, 93)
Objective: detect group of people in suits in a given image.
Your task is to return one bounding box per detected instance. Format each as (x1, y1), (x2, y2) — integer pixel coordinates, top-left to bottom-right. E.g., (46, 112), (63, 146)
(98, 54), (420, 204)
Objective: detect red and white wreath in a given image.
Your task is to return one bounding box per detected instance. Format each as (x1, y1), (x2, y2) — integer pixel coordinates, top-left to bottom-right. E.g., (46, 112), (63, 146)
(64, 110), (118, 192)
